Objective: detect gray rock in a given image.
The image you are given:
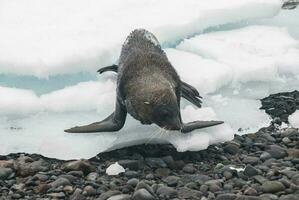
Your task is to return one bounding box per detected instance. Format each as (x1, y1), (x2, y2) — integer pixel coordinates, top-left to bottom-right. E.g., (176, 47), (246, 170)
(162, 156), (175, 168)
(209, 183), (221, 192)
(34, 173), (49, 182)
(118, 160), (140, 170)
(280, 128), (298, 137)
(59, 174), (77, 183)
(280, 169), (297, 179)
(291, 174), (299, 185)
(50, 177), (71, 188)
(287, 148), (299, 158)
(145, 173), (154, 180)
(127, 178), (139, 187)
(63, 185), (73, 194)
(244, 187), (258, 196)
(83, 185), (96, 196)
(253, 175), (267, 184)
(15, 158), (49, 177)
(216, 193), (237, 200)
(223, 183), (233, 190)
(132, 188), (155, 200)
(244, 165), (259, 177)
(47, 192), (65, 198)
(237, 195), (260, 200)
(259, 193), (279, 200)
(0, 167), (13, 180)
(261, 181), (285, 193)
(205, 179), (223, 187)
(182, 164), (196, 174)
(99, 191), (122, 200)
(135, 181), (155, 196)
(223, 170), (233, 179)
(259, 132), (276, 142)
(122, 170), (137, 178)
(224, 142), (240, 155)
(70, 188), (85, 200)
(177, 187), (203, 199)
(86, 172), (98, 181)
(62, 159), (96, 175)
(200, 184), (209, 194)
(145, 158), (167, 168)
(156, 186), (177, 198)
(266, 145), (287, 159)
(260, 152), (272, 161)
(243, 156), (259, 165)
(279, 194), (299, 200)
(0, 160), (14, 168)
(155, 168), (170, 178)
(164, 176), (180, 187)
(181, 174), (211, 185)
(282, 137), (291, 144)
(107, 194), (131, 200)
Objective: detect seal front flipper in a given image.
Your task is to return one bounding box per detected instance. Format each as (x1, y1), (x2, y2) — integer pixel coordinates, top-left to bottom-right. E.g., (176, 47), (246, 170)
(64, 100), (127, 133)
(181, 120), (224, 133)
(97, 64), (118, 74)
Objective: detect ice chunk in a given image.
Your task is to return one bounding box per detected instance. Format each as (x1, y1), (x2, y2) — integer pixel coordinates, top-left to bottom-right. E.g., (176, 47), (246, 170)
(289, 111), (299, 128)
(106, 162), (125, 175)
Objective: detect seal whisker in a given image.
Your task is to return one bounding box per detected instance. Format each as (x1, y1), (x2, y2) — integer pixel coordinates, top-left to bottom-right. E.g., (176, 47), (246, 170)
(145, 128), (161, 144)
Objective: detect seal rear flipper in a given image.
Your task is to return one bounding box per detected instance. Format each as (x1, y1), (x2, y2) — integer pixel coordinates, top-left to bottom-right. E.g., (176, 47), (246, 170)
(181, 120), (224, 133)
(64, 99), (127, 133)
(181, 81), (202, 108)
(97, 64), (118, 74)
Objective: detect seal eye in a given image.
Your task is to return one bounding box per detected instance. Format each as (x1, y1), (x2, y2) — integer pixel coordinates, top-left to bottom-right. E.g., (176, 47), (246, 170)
(160, 109), (171, 120)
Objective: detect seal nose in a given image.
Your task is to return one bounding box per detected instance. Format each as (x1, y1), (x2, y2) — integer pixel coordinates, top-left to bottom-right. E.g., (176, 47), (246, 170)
(164, 117), (181, 131)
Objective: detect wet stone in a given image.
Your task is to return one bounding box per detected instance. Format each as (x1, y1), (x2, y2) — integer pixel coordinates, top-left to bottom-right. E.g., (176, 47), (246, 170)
(156, 186), (178, 198)
(50, 177), (71, 188)
(224, 142), (240, 155)
(132, 188), (155, 200)
(243, 156), (259, 165)
(107, 194), (131, 200)
(261, 181), (286, 193)
(145, 158), (166, 168)
(62, 159), (96, 175)
(266, 145), (287, 159)
(127, 178), (139, 187)
(244, 165), (259, 177)
(0, 167), (13, 180)
(164, 176), (180, 187)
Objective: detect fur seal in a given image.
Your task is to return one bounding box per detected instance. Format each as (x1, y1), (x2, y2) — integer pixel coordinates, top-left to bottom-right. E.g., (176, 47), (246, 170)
(65, 29), (223, 133)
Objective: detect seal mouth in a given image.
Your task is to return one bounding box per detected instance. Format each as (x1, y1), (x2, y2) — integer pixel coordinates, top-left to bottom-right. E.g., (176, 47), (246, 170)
(162, 123), (181, 131)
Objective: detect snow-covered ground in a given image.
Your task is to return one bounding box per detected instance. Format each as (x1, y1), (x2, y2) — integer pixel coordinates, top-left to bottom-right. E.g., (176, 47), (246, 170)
(0, 0), (298, 160)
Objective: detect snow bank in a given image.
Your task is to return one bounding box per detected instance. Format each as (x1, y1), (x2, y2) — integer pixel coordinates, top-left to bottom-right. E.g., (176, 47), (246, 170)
(177, 26), (299, 86)
(1, 0), (297, 160)
(0, 81), (115, 115)
(0, 0), (281, 78)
